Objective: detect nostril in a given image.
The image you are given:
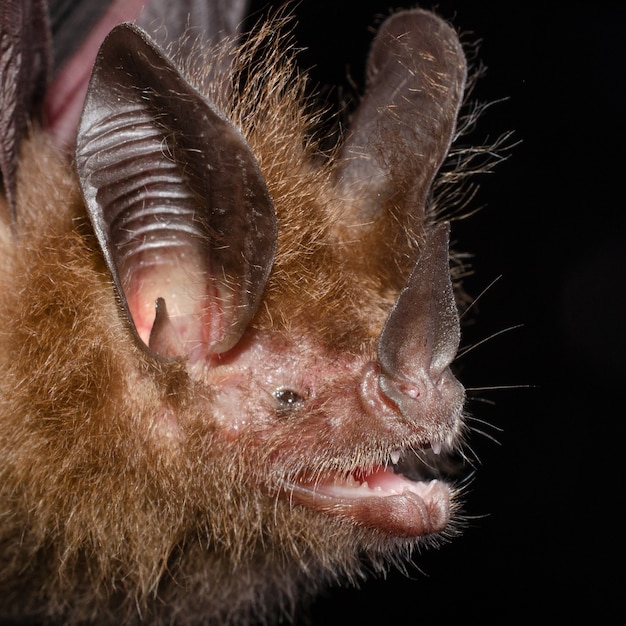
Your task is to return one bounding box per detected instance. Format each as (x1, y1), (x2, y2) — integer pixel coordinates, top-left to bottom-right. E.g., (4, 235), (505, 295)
(359, 362), (401, 415)
(378, 371), (424, 408)
(396, 381), (421, 399)
(378, 365), (434, 404)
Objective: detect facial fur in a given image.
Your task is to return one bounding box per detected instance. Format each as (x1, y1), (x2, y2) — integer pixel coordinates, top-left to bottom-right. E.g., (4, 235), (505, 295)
(0, 7), (476, 625)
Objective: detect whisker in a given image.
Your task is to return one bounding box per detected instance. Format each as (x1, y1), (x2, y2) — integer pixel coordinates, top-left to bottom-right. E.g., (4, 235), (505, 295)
(466, 396), (497, 406)
(466, 383), (535, 392)
(468, 426), (501, 446)
(455, 468), (477, 488)
(467, 415), (503, 432)
(458, 441), (482, 468)
(456, 323), (524, 360)
(460, 274), (502, 319)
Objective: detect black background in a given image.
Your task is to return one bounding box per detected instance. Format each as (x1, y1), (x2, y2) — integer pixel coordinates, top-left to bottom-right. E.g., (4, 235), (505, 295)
(246, 1), (625, 623)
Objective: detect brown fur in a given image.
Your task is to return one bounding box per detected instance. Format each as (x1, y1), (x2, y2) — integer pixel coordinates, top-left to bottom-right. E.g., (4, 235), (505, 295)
(0, 13), (476, 626)
(183, 17), (428, 342)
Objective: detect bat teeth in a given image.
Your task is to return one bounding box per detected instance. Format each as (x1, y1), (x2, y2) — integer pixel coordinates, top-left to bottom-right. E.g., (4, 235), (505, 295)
(389, 438), (441, 469)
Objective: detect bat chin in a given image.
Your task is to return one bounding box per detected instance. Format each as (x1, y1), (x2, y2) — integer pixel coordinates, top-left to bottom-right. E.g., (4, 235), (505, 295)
(281, 463), (451, 538)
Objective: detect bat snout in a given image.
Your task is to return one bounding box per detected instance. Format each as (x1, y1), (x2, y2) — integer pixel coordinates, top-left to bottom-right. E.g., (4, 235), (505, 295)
(358, 359), (464, 441)
(377, 365), (464, 433)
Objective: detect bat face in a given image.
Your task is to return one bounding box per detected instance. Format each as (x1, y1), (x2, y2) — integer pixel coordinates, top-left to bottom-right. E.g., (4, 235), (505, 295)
(0, 2), (473, 624)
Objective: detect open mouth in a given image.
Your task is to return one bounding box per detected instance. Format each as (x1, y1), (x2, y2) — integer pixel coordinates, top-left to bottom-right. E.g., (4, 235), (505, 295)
(281, 446), (458, 538)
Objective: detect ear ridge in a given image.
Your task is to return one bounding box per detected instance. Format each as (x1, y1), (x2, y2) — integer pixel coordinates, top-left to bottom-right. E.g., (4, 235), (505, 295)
(76, 23), (277, 361)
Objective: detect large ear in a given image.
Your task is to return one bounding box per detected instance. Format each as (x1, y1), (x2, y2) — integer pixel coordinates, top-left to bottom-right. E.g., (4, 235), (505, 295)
(75, 23), (276, 361)
(0, 0), (51, 225)
(333, 10), (466, 269)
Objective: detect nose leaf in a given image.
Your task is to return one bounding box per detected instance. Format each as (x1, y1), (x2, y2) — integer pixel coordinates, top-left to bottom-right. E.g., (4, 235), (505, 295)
(377, 222), (461, 417)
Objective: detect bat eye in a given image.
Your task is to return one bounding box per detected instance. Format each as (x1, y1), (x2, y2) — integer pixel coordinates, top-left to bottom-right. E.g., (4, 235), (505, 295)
(274, 388), (305, 416)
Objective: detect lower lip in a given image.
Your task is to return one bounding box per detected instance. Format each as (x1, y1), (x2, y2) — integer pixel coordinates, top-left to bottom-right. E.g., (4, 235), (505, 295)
(282, 472), (451, 538)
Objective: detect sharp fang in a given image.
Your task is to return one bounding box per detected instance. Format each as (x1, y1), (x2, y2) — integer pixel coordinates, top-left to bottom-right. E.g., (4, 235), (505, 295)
(390, 449), (401, 464)
(431, 440), (442, 455)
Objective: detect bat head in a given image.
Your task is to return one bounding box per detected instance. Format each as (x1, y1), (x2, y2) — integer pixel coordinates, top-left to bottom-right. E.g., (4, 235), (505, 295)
(73, 13), (467, 538)
(0, 7), (471, 624)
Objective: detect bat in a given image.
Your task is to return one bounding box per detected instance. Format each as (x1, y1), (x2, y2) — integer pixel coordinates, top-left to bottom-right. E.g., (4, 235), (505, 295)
(0, 1), (478, 623)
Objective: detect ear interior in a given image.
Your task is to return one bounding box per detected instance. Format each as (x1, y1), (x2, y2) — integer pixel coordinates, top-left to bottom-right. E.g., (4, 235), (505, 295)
(76, 24), (277, 360)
